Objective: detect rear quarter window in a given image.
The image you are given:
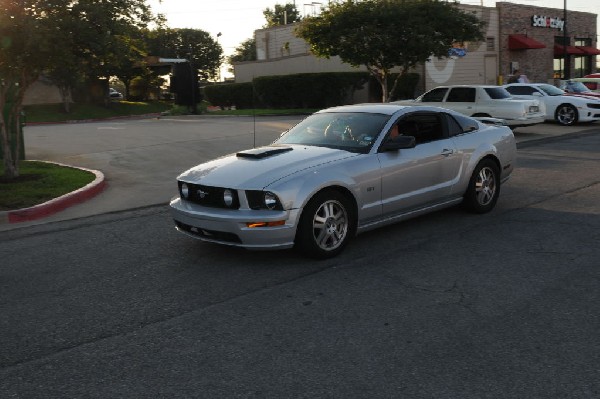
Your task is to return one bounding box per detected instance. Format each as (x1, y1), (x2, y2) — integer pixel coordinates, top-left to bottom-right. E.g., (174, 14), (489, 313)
(451, 113), (480, 133)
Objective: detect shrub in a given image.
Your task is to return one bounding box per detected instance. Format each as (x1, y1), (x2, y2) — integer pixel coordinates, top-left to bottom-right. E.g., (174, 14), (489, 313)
(253, 72), (368, 109)
(203, 73), (369, 109)
(203, 82), (256, 109)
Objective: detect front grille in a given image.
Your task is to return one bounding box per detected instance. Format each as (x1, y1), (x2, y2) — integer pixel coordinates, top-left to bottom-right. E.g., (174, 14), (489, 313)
(587, 103), (600, 110)
(179, 182), (240, 209)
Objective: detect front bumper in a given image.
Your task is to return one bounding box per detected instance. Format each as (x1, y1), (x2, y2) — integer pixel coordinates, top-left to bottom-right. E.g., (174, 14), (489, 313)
(577, 108), (600, 122)
(169, 197), (300, 250)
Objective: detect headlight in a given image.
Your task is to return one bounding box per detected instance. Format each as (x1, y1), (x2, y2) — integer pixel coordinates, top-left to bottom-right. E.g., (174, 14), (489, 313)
(264, 192), (278, 210)
(180, 183), (189, 199)
(223, 189), (234, 207)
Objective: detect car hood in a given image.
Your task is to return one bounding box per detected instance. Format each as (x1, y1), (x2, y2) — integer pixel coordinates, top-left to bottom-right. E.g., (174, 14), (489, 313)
(564, 92), (600, 100)
(178, 144), (359, 188)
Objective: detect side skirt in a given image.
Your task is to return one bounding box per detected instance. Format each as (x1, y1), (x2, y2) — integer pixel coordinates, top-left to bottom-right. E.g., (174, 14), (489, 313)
(357, 197), (464, 234)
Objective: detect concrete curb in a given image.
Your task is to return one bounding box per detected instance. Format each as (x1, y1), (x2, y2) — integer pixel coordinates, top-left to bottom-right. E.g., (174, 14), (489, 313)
(24, 113), (163, 126)
(0, 162), (106, 225)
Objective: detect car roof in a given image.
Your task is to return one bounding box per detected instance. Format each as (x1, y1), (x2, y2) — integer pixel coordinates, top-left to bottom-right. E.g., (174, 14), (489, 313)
(317, 103), (408, 115)
(318, 103), (466, 116)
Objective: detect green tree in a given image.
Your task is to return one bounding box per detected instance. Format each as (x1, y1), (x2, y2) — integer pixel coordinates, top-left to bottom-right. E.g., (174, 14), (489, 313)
(229, 38), (257, 63)
(296, 0), (485, 102)
(0, 0), (153, 179)
(263, 2), (302, 27)
(1, 0), (59, 178)
(145, 28), (223, 81)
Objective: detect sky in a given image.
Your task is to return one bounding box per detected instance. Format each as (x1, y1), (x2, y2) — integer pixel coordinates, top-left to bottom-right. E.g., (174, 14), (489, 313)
(147, 0), (599, 77)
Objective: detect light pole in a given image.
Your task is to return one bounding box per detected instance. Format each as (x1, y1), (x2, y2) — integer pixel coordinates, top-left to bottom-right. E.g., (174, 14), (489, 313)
(188, 44), (196, 113)
(216, 32), (222, 82)
(563, 0), (569, 79)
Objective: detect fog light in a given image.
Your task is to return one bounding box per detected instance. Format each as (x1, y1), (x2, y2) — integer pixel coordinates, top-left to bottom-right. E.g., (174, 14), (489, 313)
(223, 189), (234, 207)
(180, 183), (189, 199)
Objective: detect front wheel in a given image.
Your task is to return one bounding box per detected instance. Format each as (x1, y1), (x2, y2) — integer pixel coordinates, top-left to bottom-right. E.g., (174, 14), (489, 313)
(555, 104), (578, 126)
(295, 190), (356, 259)
(463, 159), (500, 214)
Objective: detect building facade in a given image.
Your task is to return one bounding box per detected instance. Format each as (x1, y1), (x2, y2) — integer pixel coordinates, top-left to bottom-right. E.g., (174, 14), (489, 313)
(498, 2), (599, 83)
(232, 2), (598, 96)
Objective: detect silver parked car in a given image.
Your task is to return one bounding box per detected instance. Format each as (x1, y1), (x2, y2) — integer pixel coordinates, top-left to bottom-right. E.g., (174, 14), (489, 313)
(170, 104), (516, 258)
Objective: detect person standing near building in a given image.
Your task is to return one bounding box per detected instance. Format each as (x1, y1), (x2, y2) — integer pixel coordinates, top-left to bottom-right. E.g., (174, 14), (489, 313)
(508, 69), (530, 83)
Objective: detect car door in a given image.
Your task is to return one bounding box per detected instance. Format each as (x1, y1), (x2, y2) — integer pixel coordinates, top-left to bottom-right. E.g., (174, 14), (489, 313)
(377, 111), (461, 216)
(443, 87), (477, 116)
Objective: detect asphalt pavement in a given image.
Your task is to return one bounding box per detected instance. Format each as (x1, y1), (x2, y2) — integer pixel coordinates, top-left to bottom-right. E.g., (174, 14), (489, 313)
(1, 115), (598, 231)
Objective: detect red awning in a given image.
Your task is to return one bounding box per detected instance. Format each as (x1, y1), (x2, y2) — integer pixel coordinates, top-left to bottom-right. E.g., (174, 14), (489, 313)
(508, 34), (546, 50)
(576, 46), (600, 55)
(554, 44), (586, 56)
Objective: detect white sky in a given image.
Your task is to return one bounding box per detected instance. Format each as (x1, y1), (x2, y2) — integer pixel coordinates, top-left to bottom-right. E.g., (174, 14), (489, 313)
(147, 0), (599, 76)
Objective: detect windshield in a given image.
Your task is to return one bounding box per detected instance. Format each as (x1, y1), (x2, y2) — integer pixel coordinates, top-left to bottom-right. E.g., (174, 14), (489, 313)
(275, 112), (390, 153)
(484, 87), (512, 99)
(563, 81), (591, 93)
(538, 84), (566, 96)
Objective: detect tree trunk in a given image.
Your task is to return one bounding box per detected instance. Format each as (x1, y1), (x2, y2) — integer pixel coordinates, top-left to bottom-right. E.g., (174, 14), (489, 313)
(1, 101), (20, 178)
(1, 74), (33, 179)
(59, 85), (72, 113)
(366, 65), (389, 103)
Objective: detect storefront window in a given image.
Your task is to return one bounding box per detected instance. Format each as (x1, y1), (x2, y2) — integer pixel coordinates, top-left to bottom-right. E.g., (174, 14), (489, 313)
(574, 56), (590, 77)
(574, 38), (593, 77)
(553, 58), (564, 79)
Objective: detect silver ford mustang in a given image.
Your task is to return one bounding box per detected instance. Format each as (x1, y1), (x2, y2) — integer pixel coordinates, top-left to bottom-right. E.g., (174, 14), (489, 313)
(170, 104), (516, 258)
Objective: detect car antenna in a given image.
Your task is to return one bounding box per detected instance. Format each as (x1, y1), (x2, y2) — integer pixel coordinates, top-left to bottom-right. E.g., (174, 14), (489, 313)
(252, 76), (256, 148)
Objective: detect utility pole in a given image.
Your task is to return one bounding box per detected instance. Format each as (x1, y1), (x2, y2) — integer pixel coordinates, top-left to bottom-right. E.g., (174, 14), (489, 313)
(563, 0), (570, 79)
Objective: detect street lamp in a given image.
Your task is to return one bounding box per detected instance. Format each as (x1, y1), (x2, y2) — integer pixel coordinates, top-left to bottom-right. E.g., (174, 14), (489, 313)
(216, 32), (222, 82)
(563, 0), (569, 79)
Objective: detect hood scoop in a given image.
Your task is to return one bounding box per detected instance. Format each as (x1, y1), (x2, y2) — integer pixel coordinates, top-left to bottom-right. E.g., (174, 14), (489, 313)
(236, 146), (293, 159)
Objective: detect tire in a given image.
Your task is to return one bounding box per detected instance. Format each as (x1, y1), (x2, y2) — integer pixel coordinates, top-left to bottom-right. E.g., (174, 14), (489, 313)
(295, 189), (356, 259)
(555, 104), (578, 126)
(463, 159), (500, 214)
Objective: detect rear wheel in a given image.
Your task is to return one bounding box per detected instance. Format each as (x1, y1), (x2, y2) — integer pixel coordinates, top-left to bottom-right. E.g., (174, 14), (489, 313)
(296, 190), (355, 259)
(463, 159), (500, 214)
(555, 104), (578, 126)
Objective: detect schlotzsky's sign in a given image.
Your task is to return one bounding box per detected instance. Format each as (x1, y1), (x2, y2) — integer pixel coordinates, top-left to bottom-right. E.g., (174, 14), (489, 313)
(531, 15), (565, 31)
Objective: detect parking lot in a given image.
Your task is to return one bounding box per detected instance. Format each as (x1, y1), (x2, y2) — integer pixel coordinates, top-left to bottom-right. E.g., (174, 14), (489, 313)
(1, 123), (599, 397)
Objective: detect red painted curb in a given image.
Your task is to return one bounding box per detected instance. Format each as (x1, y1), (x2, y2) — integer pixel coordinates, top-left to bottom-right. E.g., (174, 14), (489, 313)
(1, 163), (106, 224)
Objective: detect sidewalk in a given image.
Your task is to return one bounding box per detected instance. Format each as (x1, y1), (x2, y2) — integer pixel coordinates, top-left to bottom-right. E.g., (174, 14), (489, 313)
(1, 118), (598, 231)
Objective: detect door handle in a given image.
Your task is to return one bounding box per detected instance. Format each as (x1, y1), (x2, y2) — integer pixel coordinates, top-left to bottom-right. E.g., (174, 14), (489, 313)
(441, 149), (454, 156)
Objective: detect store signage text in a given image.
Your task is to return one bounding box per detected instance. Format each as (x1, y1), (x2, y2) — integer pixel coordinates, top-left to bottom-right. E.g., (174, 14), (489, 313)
(531, 15), (564, 31)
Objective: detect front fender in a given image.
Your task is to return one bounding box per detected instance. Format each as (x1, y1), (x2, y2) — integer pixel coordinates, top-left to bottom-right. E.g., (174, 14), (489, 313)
(266, 154), (381, 215)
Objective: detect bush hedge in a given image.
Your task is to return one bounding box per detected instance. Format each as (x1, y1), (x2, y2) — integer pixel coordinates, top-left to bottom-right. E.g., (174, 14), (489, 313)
(203, 82), (255, 109)
(202, 71), (420, 109)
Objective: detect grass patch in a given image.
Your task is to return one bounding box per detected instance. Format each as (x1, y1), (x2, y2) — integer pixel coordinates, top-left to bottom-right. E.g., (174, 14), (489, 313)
(24, 101), (172, 124)
(0, 161), (95, 211)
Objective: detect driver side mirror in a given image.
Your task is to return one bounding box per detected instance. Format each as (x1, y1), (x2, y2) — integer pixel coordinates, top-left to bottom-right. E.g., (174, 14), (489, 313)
(380, 135), (416, 152)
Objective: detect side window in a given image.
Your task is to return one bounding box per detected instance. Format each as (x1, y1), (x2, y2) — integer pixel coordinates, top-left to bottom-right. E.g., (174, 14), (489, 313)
(398, 113), (445, 145)
(505, 86), (536, 95)
(445, 114), (465, 137)
(446, 87), (476, 102)
(451, 113), (480, 133)
(421, 88), (448, 102)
